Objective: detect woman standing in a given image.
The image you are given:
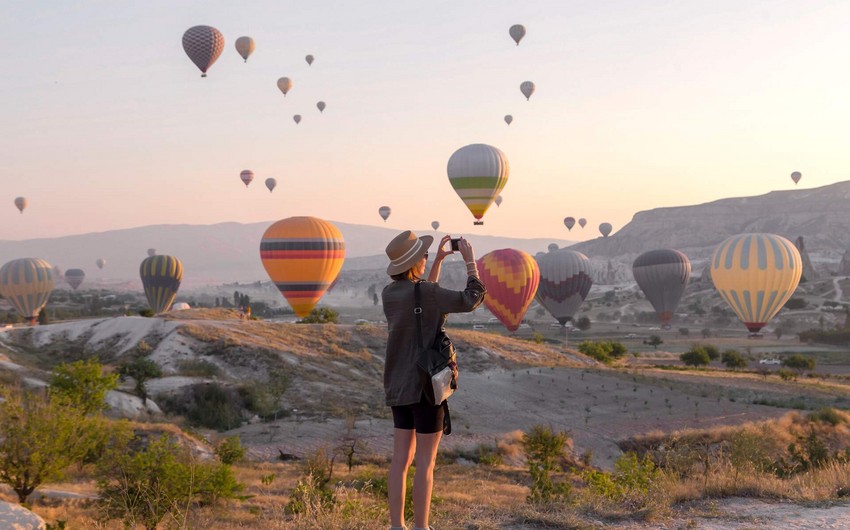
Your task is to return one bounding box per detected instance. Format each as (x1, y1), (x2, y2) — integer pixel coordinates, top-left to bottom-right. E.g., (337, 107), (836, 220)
(382, 230), (486, 530)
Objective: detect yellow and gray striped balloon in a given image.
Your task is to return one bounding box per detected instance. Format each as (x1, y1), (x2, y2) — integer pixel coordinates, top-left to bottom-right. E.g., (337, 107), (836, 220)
(447, 144), (509, 225)
(0, 258), (55, 323)
(140, 255), (184, 314)
(710, 233), (801, 333)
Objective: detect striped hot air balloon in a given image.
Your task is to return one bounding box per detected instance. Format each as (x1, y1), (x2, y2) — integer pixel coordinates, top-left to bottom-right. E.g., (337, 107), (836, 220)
(65, 268), (86, 290)
(535, 250), (592, 325)
(710, 234), (802, 333)
(235, 36), (255, 62)
(0, 258), (55, 324)
(240, 170), (254, 187)
(447, 144), (509, 225)
(140, 255), (184, 314)
(260, 217), (345, 317)
(378, 206), (391, 222)
(477, 249), (539, 332)
(633, 249), (691, 326)
(182, 26), (225, 77)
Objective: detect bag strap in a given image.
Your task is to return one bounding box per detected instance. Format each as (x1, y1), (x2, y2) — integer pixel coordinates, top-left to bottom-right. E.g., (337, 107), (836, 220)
(414, 281), (424, 350)
(442, 401), (452, 435)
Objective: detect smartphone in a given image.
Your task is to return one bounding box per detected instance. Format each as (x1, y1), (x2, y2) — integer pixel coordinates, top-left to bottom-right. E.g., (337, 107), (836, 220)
(450, 238), (461, 251)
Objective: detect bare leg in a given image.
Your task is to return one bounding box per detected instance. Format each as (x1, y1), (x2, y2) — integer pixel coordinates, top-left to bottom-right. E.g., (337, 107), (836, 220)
(413, 430), (442, 529)
(389, 428), (415, 528)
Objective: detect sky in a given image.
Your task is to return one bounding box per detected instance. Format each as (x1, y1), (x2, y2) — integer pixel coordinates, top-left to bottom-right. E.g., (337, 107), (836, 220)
(1, 0), (850, 243)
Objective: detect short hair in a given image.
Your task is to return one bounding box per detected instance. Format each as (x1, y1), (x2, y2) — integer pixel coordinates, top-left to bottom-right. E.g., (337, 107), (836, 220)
(391, 268), (420, 282)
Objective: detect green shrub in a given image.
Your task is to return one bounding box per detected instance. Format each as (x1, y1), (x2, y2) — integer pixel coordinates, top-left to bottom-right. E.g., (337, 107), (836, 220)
(175, 359), (221, 377)
(778, 368), (796, 381)
(578, 341), (611, 364)
(582, 452), (661, 507)
(215, 436), (246, 465)
(298, 307), (339, 324)
(782, 354), (816, 372)
(521, 425), (572, 503)
(702, 344), (720, 360)
(117, 357), (162, 404)
(138, 309), (154, 317)
(161, 383), (245, 431)
(48, 358), (118, 415)
(721, 349), (747, 369)
(808, 408), (846, 426)
(680, 347), (710, 367)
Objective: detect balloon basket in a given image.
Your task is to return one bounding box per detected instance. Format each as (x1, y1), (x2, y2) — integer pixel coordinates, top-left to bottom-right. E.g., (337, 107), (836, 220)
(474, 221), (483, 226)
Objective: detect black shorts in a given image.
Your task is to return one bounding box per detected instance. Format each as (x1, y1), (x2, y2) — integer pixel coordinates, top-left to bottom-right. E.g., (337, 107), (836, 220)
(391, 396), (445, 434)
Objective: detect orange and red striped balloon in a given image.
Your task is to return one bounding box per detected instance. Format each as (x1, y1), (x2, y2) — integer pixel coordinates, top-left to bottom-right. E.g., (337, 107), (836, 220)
(476, 249), (539, 332)
(260, 217), (345, 317)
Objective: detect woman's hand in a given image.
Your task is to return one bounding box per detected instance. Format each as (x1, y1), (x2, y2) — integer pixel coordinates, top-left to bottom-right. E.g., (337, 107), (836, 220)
(458, 237), (475, 263)
(434, 235), (454, 262)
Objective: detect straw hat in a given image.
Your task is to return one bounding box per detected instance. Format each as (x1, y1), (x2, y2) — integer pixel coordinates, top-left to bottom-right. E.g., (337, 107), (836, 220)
(386, 230), (433, 275)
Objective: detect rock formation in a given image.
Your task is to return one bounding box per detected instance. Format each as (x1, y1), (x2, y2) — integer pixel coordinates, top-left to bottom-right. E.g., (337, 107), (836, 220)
(0, 501), (45, 529)
(795, 236), (817, 282)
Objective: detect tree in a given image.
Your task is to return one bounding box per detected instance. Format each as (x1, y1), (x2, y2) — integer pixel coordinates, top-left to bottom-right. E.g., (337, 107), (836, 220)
(0, 389), (112, 503)
(215, 436), (246, 465)
(644, 335), (663, 349)
(679, 327), (690, 336)
(721, 349), (747, 370)
(37, 308), (49, 325)
(49, 358), (119, 415)
(701, 328), (711, 339)
(702, 344), (720, 361)
(575, 316), (591, 331)
(521, 425), (572, 502)
(782, 354), (816, 373)
(299, 307), (339, 324)
(118, 358), (162, 404)
(372, 293), (379, 306)
(680, 347), (710, 367)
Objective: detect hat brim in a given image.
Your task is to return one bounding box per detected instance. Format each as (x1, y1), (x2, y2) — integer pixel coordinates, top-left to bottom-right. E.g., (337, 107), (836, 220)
(386, 235), (434, 276)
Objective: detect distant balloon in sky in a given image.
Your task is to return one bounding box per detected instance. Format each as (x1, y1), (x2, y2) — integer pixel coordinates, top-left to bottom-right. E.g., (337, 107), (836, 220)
(96, 258), (106, 270)
(293, 114), (301, 124)
(564, 217), (576, 231)
(378, 206), (391, 222)
(13, 197), (27, 213)
(140, 255), (184, 314)
(535, 249), (592, 325)
(260, 216), (345, 317)
(477, 249), (539, 332)
(504, 115), (513, 125)
(633, 249), (691, 326)
(710, 233), (801, 333)
(548, 243), (559, 252)
(599, 223), (612, 237)
(317, 101), (326, 113)
(265, 178), (277, 193)
(447, 144), (509, 225)
(520, 81), (535, 100)
(305, 54), (314, 66)
(791, 171), (802, 185)
(147, 248), (157, 257)
(277, 77), (293, 96)
(182, 25), (225, 77)
(65, 268), (85, 290)
(240, 170), (254, 187)
(0, 258), (55, 324)
(578, 218), (587, 228)
(509, 24), (526, 45)
(235, 36), (255, 62)
(495, 195), (503, 207)
(431, 221), (440, 231)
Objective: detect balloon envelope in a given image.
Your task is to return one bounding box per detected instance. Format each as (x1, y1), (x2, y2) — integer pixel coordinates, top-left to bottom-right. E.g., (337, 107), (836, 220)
(13, 197), (26, 213)
(791, 171), (802, 184)
(0, 258), (55, 323)
(140, 255), (184, 314)
(277, 77), (293, 96)
(633, 249), (691, 326)
(563, 217), (576, 231)
(260, 216), (345, 317)
(96, 258), (106, 270)
(65, 268), (86, 290)
(578, 218), (587, 228)
(378, 206), (391, 221)
(548, 243), (559, 252)
(240, 170), (254, 187)
(599, 223), (612, 237)
(265, 178), (277, 192)
(235, 36), (255, 62)
(509, 24), (526, 45)
(147, 248), (157, 257)
(317, 101), (326, 112)
(504, 115), (513, 125)
(447, 144), (509, 225)
(305, 54), (314, 65)
(182, 26), (225, 77)
(431, 221), (440, 231)
(520, 81), (535, 100)
(535, 250), (592, 325)
(477, 249), (539, 332)
(293, 115), (301, 124)
(495, 195), (503, 207)
(711, 233), (802, 332)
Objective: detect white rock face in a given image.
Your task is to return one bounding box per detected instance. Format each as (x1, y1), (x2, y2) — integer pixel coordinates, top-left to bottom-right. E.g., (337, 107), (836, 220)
(105, 390), (162, 419)
(0, 501), (45, 530)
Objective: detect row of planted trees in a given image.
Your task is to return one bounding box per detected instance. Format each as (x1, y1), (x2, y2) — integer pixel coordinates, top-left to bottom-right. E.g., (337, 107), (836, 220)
(0, 359), (244, 530)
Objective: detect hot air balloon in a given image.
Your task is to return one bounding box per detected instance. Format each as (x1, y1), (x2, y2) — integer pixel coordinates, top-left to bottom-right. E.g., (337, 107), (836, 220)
(599, 223), (612, 237)
(317, 101), (326, 113)
(509, 24), (526, 45)
(431, 221), (440, 231)
(791, 171), (802, 185)
(504, 115), (513, 125)
(265, 178), (277, 192)
(13, 197), (26, 213)
(235, 36), (255, 62)
(633, 249), (691, 326)
(240, 170), (254, 187)
(140, 255), (184, 314)
(535, 250), (592, 325)
(378, 206), (391, 222)
(710, 233), (802, 333)
(305, 54), (314, 66)
(65, 268), (85, 290)
(548, 243), (559, 252)
(447, 144), (509, 225)
(495, 195), (503, 207)
(260, 216), (345, 317)
(578, 218), (587, 228)
(520, 81), (535, 100)
(182, 26), (225, 77)
(0, 258), (55, 324)
(277, 77), (293, 96)
(477, 249), (539, 332)
(293, 115), (301, 124)
(96, 258), (106, 270)
(147, 248), (157, 257)
(564, 217), (576, 231)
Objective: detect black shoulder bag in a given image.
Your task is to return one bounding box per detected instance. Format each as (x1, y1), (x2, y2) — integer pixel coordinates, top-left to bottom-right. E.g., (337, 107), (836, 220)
(414, 281), (456, 435)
